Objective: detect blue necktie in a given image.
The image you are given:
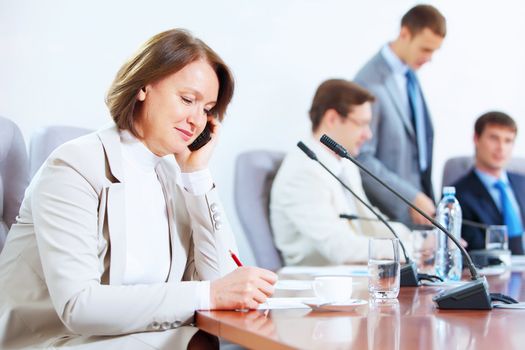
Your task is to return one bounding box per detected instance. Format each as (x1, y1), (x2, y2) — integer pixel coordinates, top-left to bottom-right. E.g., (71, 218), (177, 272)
(405, 69), (428, 172)
(494, 180), (523, 238)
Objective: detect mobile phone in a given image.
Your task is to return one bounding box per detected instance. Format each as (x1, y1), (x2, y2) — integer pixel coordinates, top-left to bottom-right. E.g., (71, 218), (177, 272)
(188, 122), (212, 151)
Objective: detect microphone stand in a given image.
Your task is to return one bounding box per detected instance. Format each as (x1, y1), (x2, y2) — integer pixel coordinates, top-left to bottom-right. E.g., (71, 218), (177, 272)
(320, 134), (495, 310)
(297, 142), (419, 287)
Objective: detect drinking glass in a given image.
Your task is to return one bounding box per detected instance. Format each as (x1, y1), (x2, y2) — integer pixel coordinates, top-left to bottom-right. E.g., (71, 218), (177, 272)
(485, 225), (508, 250)
(368, 237), (400, 299)
(412, 229), (437, 274)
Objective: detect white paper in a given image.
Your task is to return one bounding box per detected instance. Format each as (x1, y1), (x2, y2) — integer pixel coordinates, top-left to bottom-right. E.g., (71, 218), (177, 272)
(493, 302), (525, 309)
(279, 265), (369, 277)
(419, 280), (468, 287)
(257, 297), (319, 310)
(478, 265), (507, 276)
(511, 255), (525, 265)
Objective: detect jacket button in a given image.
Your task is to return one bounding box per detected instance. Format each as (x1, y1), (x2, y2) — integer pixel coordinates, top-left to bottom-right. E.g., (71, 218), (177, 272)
(213, 213), (221, 221)
(161, 321), (170, 330)
(210, 203), (218, 212)
(151, 321), (160, 330)
(214, 221), (223, 230)
(171, 320), (182, 328)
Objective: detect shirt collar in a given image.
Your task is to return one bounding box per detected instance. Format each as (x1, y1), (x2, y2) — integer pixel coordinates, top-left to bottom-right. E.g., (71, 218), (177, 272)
(119, 129), (162, 170)
(474, 167), (510, 188)
(381, 43), (410, 76)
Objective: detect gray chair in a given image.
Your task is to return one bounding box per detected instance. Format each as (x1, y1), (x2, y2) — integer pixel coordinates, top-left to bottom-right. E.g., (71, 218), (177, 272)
(0, 116), (29, 251)
(234, 150), (285, 271)
(29, 125), (93, 178)
(442, 156), (525, 187)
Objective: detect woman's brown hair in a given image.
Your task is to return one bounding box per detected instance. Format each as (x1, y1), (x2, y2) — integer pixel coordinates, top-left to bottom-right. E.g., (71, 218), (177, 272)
(106, 29), (234, 136)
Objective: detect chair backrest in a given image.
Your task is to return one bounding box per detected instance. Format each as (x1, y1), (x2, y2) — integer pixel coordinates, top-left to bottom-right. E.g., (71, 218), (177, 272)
(442, 156), (525, 188)
(234, 150), (285, 271)
(0, 116), (29, 251)
(29, 125), (93, 178)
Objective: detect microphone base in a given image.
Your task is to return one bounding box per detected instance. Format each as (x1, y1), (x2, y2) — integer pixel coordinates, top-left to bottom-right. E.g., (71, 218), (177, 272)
(400, 262), (419, 287)
(469, 249), (511, 268)
(432, 277), (492, 310)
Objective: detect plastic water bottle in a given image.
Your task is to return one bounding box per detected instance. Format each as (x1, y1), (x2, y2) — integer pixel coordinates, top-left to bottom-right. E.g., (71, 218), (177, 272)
(435, 186), (463, 281)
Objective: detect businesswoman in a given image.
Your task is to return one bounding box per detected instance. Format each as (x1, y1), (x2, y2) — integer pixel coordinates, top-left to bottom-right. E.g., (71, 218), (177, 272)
(0, 29), (276, 349)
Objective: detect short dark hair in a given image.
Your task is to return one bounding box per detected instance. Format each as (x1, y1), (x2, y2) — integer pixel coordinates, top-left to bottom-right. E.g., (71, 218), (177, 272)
(401, 4), (446, 37)
(475, 111), (518, 136)
(106, 29), (234, 136)
(309, 79), (375, 132)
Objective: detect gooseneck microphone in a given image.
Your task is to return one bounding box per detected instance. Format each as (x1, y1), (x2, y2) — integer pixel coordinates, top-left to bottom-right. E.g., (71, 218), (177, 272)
(462, 219), (489, 229)
(340, 213), (396, 222)
(319, 134), (496, 310)
(341, 214), (489, 229)
(297, 141), (419, 287)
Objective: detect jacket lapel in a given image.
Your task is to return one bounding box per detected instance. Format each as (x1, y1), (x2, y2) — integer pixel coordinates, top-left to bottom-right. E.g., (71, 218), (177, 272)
(96, 124), (127, 285)
(155, 160), (189, 281)
(154, 163), (177, 281)
(106, 183), (126, 284)
(470, 170), (502, 223)
(375, 53), (416, 140)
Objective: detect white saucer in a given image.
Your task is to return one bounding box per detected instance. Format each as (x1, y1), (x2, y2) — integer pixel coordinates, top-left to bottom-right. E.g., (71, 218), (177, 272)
(304, 299), (367, 312)
(478, 265), (507, 276)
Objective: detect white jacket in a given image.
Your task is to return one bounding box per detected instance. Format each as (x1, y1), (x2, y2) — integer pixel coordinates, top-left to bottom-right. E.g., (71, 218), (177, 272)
(270, 139), (411, 266)
(0, 124), (237, 349)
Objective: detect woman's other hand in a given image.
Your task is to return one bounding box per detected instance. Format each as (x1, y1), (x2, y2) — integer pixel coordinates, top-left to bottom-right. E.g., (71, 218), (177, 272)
(209, 266), (277, 310)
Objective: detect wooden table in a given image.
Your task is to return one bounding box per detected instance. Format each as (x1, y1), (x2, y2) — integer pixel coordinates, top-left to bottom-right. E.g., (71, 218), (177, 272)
(196, 270), (525, 349)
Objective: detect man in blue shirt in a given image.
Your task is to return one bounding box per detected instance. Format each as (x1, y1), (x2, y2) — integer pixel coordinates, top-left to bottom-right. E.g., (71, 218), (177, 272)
(454, 112), (525, 254)
(355, 5), (446, 227)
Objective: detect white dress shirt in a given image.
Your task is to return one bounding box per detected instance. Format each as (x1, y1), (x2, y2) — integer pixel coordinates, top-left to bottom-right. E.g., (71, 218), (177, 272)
(119, 130), (213, 309)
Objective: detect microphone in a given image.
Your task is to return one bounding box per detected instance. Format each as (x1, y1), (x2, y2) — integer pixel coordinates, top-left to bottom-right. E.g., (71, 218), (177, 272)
(463, 219), (489, 230)
(340, 213), (397, 222)
(297, 141), (419, 287)
(320, 134), (493, 310)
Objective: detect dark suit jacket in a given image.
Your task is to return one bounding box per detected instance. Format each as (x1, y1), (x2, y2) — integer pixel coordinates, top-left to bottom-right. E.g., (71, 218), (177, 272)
(453, 169), (525, 254)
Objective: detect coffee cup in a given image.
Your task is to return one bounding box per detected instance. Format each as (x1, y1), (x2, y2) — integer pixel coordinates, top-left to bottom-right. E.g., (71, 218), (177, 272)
(312, 276), (353, 303)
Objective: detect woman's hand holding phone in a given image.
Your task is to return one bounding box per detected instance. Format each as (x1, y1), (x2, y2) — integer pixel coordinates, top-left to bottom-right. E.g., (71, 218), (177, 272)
(175, 115), (220, 173)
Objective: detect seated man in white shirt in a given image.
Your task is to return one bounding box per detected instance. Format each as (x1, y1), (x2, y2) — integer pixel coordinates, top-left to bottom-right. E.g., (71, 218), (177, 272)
(270, 79), (411, 266)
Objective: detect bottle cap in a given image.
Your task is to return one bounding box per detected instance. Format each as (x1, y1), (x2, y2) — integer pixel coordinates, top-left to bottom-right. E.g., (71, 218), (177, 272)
(442, 186), (456, 196)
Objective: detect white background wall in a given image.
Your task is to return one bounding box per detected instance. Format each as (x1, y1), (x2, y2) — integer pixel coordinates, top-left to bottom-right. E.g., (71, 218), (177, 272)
(1, 0), (524, 265)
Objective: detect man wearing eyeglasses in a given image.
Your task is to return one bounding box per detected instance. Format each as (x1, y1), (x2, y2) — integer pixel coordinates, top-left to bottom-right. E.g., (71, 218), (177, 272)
(270, 79), (411, 265)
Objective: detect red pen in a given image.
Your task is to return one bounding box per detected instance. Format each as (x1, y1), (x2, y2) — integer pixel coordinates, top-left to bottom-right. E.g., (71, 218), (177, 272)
(229, 249), (243, 267)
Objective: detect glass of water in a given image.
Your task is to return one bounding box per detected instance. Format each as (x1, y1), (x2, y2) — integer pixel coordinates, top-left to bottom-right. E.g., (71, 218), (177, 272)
(412, 229), (436, 274)
(485, 225), (508, 250)
(368, 237), (400, 299)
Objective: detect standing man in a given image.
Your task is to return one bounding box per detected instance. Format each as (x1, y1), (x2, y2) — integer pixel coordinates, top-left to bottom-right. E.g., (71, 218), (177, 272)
(355, 5), (446, 226)
(454, 112), (525, 254)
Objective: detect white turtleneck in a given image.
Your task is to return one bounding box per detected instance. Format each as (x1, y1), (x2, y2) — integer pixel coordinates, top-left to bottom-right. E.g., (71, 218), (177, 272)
(119, 130), (213, 309)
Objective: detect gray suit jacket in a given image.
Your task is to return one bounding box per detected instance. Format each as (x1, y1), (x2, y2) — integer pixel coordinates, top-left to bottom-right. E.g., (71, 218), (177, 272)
(355, 50), (434, 225)
(0, 124), (237, 349)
